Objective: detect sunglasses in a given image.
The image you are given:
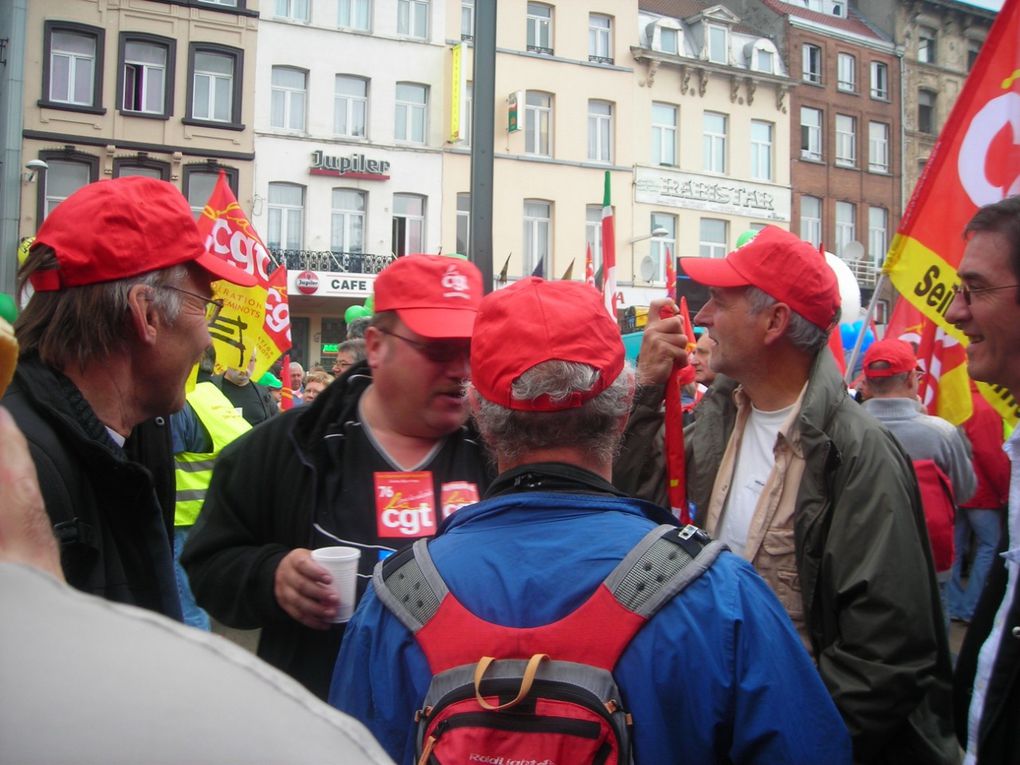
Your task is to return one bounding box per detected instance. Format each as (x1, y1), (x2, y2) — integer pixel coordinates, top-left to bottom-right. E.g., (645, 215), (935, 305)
(378, 328), (469, 364)
(951, 282), (1020, 306)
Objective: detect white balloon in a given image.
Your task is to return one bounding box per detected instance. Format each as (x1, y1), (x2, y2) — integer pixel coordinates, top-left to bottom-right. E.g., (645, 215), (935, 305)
(824, 251), (861, 323)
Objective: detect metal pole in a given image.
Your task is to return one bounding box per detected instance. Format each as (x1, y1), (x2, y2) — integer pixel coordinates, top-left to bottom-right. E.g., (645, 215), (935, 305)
(845, 272), (887, 383)
(469, 0), (496, 292)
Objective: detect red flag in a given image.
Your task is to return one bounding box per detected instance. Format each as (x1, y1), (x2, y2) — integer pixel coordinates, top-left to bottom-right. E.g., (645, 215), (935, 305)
(881, 0), (1020, 425)
(664, 245), (676, 302)
(280, 353), (293, 411)
(585, 242), (596, 289)
(195, 171), (291, 379)
(828, 327), (847, 376)
(600, 171), (617, 320)
(662, 301), (695, 524)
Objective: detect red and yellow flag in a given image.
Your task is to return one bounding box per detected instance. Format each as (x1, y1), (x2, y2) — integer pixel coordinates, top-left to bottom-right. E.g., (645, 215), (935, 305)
(196, 172), (292, 380)
(882, 0), (1020, 425)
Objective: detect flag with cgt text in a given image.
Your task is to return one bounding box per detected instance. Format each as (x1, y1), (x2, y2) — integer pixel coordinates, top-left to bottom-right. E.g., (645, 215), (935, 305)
(881, 0), (1020, 425)
(195, 171), (291, 380)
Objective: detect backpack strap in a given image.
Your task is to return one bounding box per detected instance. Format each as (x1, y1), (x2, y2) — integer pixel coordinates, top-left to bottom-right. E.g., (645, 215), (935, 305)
(373, 538), (449, 633)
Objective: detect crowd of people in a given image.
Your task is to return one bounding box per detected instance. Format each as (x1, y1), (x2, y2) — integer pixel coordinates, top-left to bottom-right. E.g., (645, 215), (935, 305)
(0, 176), (1017, 765)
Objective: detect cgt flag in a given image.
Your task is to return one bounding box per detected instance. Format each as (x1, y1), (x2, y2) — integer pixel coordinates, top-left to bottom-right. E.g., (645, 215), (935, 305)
(196, 172), (291, 380)
(881, 0), (1020, 425)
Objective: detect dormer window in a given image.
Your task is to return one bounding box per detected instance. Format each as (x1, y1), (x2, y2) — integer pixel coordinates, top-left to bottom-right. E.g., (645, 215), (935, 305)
(706, 23), (727, 64)
(647, 18), (682, 55)
(747, 39), (779, 74)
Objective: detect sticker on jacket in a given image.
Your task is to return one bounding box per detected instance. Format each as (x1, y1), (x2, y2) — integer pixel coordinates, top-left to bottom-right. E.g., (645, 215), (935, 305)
(440, 481), (479, 519)
(375, 471), (437, 538)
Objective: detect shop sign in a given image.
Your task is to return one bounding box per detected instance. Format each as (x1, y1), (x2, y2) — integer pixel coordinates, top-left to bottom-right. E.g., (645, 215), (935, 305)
(309, 150), (391, 180)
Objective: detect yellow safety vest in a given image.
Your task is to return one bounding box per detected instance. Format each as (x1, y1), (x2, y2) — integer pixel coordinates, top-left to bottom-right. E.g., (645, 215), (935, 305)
(174, 382), (252, 527)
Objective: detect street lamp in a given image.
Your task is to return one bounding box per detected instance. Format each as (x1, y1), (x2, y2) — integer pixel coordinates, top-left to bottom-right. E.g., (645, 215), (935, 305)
(628, 226), (669, 244)
(630, 227), (670, 283)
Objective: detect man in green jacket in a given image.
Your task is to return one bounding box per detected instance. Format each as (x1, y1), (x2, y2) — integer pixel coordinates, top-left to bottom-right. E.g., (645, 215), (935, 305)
(614, 226), (955, 764)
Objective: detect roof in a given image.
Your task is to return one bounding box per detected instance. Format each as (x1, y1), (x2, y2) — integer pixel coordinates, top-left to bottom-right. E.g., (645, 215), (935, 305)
(639, 0), (763, 37)
(760, 0), (887, 41)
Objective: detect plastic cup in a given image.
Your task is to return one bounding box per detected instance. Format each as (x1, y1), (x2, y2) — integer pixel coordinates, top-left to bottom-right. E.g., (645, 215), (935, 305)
(311, 546), (362, 623)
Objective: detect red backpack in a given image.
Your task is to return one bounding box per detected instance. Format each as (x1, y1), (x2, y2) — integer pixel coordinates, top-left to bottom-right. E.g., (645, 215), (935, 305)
(912, 459), (957, 573)
(373, 524), (723, 765)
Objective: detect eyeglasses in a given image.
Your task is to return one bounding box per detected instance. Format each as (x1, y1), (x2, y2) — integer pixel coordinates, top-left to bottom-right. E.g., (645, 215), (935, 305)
(951, 282), (1020, 306)
(160, 285), (224, 323)
(377, 328), (469, 364)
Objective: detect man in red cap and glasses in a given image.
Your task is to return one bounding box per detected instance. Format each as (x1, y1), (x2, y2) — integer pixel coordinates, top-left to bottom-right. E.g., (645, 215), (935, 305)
(2, 177), (257, 619)
(615, 226), (956, 764)
(183, 254), (493, 699)
(329, 277), (850, 765)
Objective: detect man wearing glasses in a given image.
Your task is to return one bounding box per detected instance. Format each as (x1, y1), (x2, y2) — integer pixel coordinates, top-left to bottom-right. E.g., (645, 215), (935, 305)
(951, 195), (1020, 765)
(1, 176), (257, 619)
(183, 254), (493, 700)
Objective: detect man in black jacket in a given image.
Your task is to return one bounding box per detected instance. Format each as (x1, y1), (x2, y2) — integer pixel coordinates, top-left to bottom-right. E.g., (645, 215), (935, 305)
(2, 177), (256, 618)
(949, 195), (1020, 765)
(183, 254), (494, 699)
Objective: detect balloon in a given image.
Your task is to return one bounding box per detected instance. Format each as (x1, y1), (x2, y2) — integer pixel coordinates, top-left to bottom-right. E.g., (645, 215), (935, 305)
(445, 252), (468, 260)
(823, 252), (861, 323)
(839, 320), (875, 352)
(363, 294), (374, 313)
(0, 293), (16, 324)
(735, 230), (758, 248)
(344, 305), (370, 323)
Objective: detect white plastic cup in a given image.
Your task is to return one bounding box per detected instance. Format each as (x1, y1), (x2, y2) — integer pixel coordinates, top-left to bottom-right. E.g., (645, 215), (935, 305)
(311, 546), (362, 623)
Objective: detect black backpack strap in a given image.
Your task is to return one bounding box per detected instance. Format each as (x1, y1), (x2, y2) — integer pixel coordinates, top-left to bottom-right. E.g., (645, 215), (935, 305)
(603, 524), (726, 619)
(373, 538), (448, 633)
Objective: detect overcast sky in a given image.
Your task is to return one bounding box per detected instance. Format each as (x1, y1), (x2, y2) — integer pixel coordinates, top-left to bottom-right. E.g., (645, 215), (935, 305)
(962, 0), (1004, 10)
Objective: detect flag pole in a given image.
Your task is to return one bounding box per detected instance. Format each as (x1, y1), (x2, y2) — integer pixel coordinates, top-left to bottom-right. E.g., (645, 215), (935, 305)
(844, 272), (887, 383)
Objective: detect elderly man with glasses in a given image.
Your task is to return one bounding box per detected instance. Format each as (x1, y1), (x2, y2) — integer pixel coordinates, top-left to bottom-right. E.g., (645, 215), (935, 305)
(2, 177), (256, 619)
(183, 254), (494, 700)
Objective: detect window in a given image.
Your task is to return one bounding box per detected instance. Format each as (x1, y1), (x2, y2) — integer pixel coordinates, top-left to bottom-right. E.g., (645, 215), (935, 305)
(706, 24), (727, 64)
(802, 43), (822, 84)
(395, 82), (428, 144)
(837, 53), (856, 92)
(800, 195), (822, 247)
(267, 183), (304, 251)
(587, 100), (612, 163)
(835, 201), (856, 258)
(459, 82), (473, 146)
(188, 45), (242, 127)
(870, 61), (889, 100)
(750, 120), (773, 181)
(113, 158), (170, 180)
(393, 194), (426, 256)
(801, 106), (822, 161)
(651, 102), (677, 166)
(967, 40), (981, 71)
(589, 13), (612, 64)
(456, 193), (471, 255)
(275, 0), (309, 22)
(585, 204), (603, 272)
(270, 66), (306, 131)
(703, 111), (727, 173)
(40, 157), (95, 219)
(120, 36), (172, 116)
(461, 0), (473, 40)
(650, 213), (676, 282)
(330, 188), (366, 254)
(658, 26), (678, 55)
(918, 26), (936, 64)
(339, 0), (371, 31)
(868, 206), (888, 266)
(527, 3), (553, 54)
(699, 218), (728, 259)
(44, 23), (104, 110)
(523, 200), (551, 276)
(754, 48), (774, 74)
(868, 121), (889, 172)
(183, 165), (237, 217)
(525, 91), (552, 157)
(835, 114), (856, 167)
(398, 0), (429, 39)
(334, 75), (367, 137)
(918, 89), (936, 134)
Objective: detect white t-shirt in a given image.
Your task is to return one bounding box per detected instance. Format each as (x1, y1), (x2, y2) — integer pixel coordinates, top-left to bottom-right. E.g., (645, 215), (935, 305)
(717, 402), (796, 557)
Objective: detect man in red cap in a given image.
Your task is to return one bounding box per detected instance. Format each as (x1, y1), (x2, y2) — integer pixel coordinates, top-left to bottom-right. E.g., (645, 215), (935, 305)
(2, 176), (257, 619)
(615, 225), (956, 764)
(330, 277), (850, 765)
(183, 254), (493, 699)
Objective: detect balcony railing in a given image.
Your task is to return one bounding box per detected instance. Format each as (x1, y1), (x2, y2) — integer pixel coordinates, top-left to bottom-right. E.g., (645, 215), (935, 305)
(588, 54), (614, 65)
(269, 249), (395, 274)
(844, 258), (880, 288)
(527, 44), (553, 55)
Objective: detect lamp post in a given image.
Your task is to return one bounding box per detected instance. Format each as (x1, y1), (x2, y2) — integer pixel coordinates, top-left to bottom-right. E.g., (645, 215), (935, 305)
(629, 227), (669, 283)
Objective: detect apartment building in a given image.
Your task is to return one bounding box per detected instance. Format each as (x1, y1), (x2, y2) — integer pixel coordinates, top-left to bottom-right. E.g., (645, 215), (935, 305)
(19, 0), (258, 246)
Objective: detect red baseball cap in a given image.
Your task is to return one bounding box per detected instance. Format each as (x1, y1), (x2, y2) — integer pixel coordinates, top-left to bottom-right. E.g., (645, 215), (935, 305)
(29, 177), (258, 291)
(471, 277), (625, 412)
(373, 254), (482, 338)
(680, 226), (840, 330)
(863, 338), (918, 378)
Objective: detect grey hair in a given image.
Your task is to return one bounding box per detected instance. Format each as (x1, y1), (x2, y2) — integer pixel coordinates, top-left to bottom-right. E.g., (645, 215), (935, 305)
(744, 286), (837, 355)
(470, 360), (636, 466)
